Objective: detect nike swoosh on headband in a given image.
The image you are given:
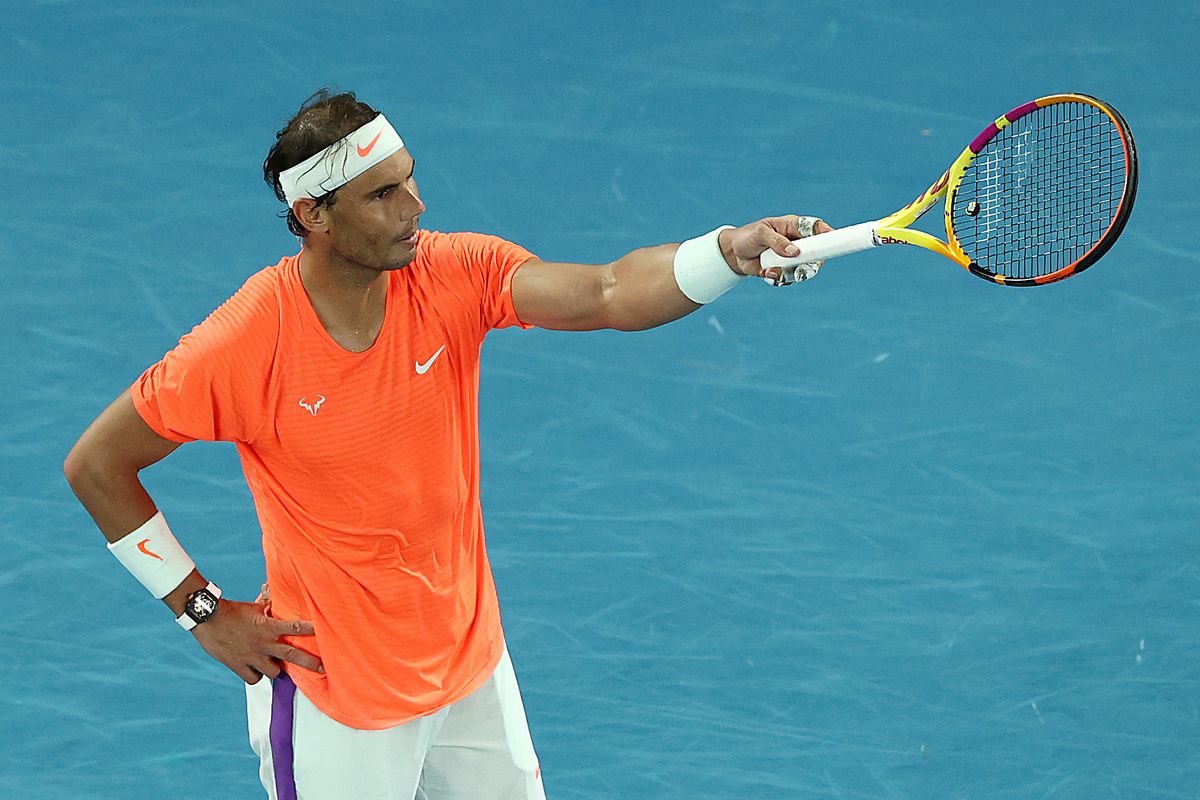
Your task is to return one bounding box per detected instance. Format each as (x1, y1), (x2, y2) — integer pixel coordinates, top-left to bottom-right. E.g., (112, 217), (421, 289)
(357, 131), (383, 158)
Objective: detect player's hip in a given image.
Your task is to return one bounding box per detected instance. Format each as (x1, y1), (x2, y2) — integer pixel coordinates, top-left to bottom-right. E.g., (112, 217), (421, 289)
(246, 643), (545, 800)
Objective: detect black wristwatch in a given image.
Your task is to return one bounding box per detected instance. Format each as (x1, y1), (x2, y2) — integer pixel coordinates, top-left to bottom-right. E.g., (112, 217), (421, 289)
(176, 582), (222, 630)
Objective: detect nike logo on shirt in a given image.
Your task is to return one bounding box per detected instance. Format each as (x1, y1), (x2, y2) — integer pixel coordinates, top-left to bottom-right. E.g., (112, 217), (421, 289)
(415, 346), (446, 375)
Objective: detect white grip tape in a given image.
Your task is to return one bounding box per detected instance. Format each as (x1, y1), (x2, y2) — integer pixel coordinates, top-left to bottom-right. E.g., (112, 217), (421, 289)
(760, 221), (881, 269)
(107, 511), (196, 599)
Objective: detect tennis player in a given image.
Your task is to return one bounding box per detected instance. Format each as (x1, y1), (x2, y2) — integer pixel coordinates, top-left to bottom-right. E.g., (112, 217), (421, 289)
(63, 89), (831, 800)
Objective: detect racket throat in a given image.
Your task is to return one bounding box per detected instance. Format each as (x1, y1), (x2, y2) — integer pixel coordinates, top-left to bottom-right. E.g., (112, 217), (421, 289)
(877, 227), (969, 267)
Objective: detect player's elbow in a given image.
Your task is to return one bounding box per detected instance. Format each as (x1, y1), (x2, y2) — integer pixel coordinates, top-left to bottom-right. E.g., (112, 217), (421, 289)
(63, 438), (103, 497)
(63, 433), (128, 500)
(63, 438), (87, 486)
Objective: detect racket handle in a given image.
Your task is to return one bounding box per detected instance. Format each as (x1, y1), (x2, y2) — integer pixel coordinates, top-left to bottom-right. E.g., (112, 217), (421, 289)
(760, 221), (880, 268)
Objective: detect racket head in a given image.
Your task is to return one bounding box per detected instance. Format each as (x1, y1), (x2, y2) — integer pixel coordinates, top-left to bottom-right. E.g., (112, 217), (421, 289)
(943, 94), (1138, 286)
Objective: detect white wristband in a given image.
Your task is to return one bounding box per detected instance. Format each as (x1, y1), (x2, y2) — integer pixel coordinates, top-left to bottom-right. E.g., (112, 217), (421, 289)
(107, 511), (196, 599)
(673, 225), (743, 304)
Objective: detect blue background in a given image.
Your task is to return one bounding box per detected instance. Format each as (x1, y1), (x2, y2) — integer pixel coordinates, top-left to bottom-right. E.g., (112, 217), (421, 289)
(2, 1), (1196, 797)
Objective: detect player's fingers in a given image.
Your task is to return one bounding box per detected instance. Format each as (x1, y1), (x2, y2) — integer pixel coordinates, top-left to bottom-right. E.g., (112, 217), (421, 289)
(266, 643), (325, 674)
(270, 617), (316, 637)
(761, 215), (800, 238)
(236, 664), (266, 685)
(760, 225), (800, 258)
(249, 657), (282, 680)
(791, 215), (830, 238)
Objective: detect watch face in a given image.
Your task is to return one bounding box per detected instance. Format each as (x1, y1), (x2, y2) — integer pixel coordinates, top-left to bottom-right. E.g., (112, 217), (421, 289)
(188, 589), (219, 622)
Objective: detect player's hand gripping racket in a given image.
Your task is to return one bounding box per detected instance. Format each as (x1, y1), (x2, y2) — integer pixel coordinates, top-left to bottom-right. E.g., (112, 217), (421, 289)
(764, 93), (1138, 286)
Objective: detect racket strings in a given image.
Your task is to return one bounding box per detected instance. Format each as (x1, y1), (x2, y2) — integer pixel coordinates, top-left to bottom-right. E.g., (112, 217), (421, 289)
(952, 101), (1128, 279)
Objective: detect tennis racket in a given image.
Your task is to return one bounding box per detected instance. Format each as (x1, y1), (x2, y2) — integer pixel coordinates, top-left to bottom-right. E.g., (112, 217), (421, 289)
(762, 93), (1138, 286)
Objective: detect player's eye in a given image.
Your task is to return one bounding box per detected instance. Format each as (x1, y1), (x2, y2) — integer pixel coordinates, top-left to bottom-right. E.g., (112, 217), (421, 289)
(376, 187), (393, 200)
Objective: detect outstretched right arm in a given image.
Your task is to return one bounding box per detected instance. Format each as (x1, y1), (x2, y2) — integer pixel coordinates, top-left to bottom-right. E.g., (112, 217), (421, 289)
(63, 390), (323, 683)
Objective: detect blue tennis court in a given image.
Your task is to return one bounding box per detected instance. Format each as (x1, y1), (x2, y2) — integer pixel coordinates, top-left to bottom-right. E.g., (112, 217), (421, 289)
(3, 1), (1197, 797)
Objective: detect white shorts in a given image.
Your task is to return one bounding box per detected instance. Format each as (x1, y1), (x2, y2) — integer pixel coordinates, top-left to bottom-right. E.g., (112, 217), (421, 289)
(246, 646), (546, 800)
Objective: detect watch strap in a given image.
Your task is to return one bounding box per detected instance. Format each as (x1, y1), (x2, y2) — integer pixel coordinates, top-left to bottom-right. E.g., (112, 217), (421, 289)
(175, 582), (222, 630)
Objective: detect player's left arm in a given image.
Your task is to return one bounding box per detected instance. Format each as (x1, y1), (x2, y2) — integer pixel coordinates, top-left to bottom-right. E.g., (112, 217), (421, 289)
(510, 215), (831, 332)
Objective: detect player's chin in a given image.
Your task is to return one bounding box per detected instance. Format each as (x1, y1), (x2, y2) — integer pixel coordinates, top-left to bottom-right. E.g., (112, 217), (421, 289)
(381, 253), (416, 270)
(381, 237), (420, 269)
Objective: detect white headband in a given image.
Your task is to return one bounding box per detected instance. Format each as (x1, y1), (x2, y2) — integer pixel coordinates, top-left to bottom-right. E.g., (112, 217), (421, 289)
(279, 114), (406, 206)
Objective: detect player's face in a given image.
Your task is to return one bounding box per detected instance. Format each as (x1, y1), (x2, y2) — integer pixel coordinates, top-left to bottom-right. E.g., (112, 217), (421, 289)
(324, 149), (425, 271)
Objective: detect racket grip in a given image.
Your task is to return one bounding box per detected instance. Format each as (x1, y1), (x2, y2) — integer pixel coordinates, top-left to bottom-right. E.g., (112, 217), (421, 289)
(760, 221), (880, 268)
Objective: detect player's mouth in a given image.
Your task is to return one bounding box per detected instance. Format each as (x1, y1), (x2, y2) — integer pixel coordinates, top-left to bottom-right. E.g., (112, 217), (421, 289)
(398, 229), (420, 246)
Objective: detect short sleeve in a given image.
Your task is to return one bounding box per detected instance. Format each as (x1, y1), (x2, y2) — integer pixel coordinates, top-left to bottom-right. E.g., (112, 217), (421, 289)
(131, 271), (280, 444)
(445, 232), (537, 331)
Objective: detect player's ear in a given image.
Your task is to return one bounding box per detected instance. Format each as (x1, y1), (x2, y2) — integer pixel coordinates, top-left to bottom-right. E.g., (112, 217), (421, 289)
(292, 198), (329, 235)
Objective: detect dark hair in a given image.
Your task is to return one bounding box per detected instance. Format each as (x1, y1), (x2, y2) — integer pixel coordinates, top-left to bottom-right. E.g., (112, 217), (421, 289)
(263, 88), (379, 237)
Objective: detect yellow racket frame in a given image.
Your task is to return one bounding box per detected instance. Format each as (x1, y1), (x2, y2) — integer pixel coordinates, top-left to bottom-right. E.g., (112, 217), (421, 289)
(875, 93), (1137, 286)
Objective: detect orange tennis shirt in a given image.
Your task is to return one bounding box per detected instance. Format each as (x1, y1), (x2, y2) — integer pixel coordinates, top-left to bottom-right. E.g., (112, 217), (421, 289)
(131, 231), (536, 729)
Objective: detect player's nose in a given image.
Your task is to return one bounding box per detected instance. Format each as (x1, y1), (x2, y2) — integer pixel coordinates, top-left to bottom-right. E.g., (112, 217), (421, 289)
(403, 186), (426, 218)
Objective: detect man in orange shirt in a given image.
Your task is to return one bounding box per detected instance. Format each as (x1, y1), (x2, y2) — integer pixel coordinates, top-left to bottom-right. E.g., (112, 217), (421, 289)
(64, 89), (830, 800)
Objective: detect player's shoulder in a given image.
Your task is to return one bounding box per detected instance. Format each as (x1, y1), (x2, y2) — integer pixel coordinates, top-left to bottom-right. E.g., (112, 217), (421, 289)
(226, 258), (289, 314)
(420, 230), (537, 280)
(416, 230), (529, 265)
(179, 257), (289, 354)
(414, 230), (465, 264)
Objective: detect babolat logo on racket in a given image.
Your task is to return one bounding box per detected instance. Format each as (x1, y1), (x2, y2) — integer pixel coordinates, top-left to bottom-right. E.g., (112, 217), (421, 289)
(759, 93), (1138, 286)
